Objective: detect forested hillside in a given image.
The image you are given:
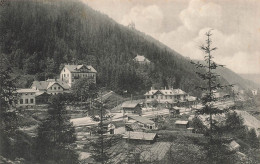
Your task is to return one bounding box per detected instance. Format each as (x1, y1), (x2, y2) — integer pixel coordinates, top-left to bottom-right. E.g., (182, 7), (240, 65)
(217, 67), (260, 90)
(0, 0), (229, 96)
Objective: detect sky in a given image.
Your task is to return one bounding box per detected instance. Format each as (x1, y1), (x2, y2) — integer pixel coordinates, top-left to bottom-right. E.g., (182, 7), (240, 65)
(81, 0), (260, 74)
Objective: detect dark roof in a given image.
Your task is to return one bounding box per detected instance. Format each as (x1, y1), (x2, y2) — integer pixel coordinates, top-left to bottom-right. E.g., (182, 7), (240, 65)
(128, 115), (155, 125)
(64, 65), (97, 73)
(31, 79), (70, 90)
(121, 100), (142, 108)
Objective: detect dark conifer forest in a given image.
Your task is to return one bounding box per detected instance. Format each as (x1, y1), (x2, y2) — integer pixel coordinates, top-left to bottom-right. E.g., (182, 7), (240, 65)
(0, 0), (246, 96)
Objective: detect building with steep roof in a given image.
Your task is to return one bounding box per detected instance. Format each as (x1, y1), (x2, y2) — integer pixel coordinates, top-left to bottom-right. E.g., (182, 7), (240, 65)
(31, 79), (70, 95)
(60, 64), (97, 87)
(144, 87), (195, 107)
(121, 100), (143, 115)
(133, 54), (151, 64)
(175, 120), (189, 129)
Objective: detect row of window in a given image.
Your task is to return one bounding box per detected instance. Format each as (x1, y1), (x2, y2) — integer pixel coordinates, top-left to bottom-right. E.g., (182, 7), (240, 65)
(21, 93), (34, 96)
(20, 98), (34, 104)
(146, 95), (185, 100)
(72, 73), (95, 78)
(50, 86), (61, 90)
(62, 73), (95, 78)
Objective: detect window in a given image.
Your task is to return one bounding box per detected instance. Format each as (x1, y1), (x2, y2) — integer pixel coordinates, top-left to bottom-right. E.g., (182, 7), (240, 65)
(50, 87), (52, 90)
(165, 95), (167, 99)
(64, 69), (65, 72)
(54, 87), (56, 90)
(25, 99), (28, 104)
(20, 99), (23, 104)
(30, 99), (34, 104)
(31, 93), (33, 95)
(58, 87), (60, 90)
(151, 96), (154, 98)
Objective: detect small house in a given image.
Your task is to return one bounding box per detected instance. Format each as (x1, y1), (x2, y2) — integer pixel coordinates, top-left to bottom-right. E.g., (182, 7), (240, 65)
(127, 115), (156, 130)
(227, 140), (240, 152)
(31, 79), (70, 95)
(121, 100), (142, 115)
(123, 131), (158, 144)
(125, 122), (143, 132)
(169, 107), (180, 117)
(133, 55), (151, 64)
(175, 120), (189, 129)
(16, 89), (37, 107)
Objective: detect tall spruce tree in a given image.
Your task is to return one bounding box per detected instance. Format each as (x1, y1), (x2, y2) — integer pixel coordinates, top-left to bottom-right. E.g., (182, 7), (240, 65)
(88, 89), (119, 164)
(191, 30), (234, 163)
(34, 94), (78, 164)
(191, 30), (232, 139)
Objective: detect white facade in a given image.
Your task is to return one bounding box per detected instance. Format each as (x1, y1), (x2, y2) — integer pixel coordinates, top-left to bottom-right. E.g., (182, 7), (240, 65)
(31, 79), (70, 95)
(16, 89), (37, 107)
(47, 83), (65, 95)
(60, 65), (97, 87)
(144, 88), (188, 105)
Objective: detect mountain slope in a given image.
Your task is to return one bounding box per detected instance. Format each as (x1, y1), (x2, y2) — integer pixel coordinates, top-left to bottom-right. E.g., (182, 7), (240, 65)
(0, 0), (254, 96)
(216, 67), (260, 90)
(239, 74), (260, 87)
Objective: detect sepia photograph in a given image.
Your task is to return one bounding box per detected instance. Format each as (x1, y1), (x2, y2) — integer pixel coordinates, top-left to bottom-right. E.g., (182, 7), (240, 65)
(0, 0), (260, 163)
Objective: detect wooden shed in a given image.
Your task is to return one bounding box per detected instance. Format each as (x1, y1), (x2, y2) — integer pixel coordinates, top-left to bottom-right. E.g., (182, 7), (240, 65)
(175, 120), (189, 129)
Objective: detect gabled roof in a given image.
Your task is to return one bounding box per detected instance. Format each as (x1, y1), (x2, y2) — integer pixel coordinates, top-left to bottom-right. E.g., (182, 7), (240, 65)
(122, 131), (157, 141)
(144, 89), (158, 96)
(63, 65), (97, 73)
(46, 82), (65, 90)
(16, 88), (37, 93)
(121, 100), (142, 108)
(31, 79), (70, 90)
(128, 115), (155, 125)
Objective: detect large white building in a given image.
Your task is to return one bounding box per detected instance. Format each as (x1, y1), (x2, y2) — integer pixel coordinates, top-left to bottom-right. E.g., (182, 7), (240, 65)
(16, 89), (37, 107)
(60, 64), (97, 87)
(144, 88), (196, 107)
